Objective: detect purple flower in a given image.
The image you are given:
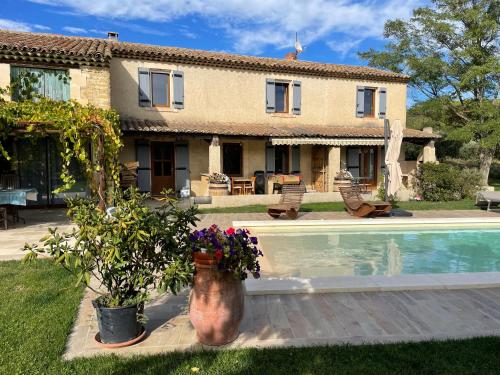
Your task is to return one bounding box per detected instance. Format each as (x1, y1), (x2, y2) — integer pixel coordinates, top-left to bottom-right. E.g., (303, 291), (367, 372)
(250, 237), (258, 245)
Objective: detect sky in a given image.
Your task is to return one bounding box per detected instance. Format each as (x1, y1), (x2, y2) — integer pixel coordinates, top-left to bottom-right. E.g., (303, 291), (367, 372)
(0, 0), (426, 103)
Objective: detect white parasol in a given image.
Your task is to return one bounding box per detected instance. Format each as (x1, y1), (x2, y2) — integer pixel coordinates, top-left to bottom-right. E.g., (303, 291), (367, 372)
(384, 119), (404, 197)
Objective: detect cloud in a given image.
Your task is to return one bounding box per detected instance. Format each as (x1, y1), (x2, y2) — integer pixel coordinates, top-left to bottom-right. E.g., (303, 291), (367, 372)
(326, 38), (362, 59)
(62, 26), (88, 34)
(28, 0), (421, 54)
(0, 18), (50, 32)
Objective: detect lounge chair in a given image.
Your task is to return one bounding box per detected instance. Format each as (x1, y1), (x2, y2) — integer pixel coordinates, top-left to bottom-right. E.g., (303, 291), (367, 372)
(267, 184), (306, 219)
(476, 191), (500, 211)
(339, 185), (392, 217)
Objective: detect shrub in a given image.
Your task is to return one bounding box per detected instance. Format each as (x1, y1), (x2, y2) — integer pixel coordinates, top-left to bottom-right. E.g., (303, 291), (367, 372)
(414, 162), (482, 201)
(24, 188), (199, 307)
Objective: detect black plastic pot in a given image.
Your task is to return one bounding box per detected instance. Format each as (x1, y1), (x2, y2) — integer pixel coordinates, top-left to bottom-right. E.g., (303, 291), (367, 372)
(92, 300), (143, 344)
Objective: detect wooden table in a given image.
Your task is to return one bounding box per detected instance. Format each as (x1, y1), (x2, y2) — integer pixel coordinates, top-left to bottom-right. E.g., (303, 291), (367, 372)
(231, 178), (254, 195)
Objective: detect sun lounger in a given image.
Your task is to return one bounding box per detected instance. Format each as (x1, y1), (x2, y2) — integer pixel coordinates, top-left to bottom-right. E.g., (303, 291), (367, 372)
(267, 184), (306, 219)
(339, 185), (392, 217)
(476, 191), (500, 211)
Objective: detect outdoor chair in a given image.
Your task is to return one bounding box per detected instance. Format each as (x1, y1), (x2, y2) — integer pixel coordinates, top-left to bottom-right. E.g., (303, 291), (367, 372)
(267, 183), (306, 219)
(475, 191), (500, 211)
(339, 185), (392, 217)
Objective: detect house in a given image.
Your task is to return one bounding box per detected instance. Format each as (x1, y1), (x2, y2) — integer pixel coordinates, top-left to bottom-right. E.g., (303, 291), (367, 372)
(0, 30), (438, 206)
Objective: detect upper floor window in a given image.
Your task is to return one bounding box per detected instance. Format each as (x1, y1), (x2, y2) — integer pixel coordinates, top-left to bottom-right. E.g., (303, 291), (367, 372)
(266, 79), (301, 115)
(10, 66), (70, 101)
(274, 82), (289, 113)
(356, 86), (387, 119)
(151, 71), (170, 107)
(138, 68), (184, 109)
(363, 88), (375, 117)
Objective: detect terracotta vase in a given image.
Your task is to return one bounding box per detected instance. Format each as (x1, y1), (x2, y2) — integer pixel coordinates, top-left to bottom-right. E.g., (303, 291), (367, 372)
(189, 253), (244, 346)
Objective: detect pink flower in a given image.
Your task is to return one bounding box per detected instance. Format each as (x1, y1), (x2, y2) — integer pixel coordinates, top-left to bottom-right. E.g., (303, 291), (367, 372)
(226, 227), (235, 235)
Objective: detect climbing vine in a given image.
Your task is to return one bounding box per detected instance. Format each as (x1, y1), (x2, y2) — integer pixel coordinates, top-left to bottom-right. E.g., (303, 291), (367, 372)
(0, 74), (122, 209)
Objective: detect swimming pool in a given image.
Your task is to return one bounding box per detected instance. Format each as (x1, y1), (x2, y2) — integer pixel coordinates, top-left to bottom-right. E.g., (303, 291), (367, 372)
(255, 224), (500, 278)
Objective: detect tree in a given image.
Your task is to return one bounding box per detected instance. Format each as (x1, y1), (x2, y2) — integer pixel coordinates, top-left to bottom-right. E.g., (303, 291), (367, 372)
(360, 0), (500, 185)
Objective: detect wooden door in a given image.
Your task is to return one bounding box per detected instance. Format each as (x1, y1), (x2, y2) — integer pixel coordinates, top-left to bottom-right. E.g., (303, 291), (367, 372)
(311, 146), (327, 192)
(151, 142), (175, 195)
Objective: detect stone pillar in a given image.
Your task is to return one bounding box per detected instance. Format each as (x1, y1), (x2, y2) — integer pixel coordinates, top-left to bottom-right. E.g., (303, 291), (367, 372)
(208, 135), (222, 174)
(327, 146), (341, 192)
(422, 127), (437, 163)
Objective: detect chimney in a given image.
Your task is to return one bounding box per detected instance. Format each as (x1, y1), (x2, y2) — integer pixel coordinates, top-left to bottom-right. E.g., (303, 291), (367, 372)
(107, 32), (119, 41)
(284, 52), (297, 61)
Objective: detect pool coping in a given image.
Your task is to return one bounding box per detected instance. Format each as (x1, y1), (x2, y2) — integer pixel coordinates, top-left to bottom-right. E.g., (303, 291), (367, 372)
(244, 273), (500, 295)
(234, 216), (500, 228)
(238, 217), (500, 295)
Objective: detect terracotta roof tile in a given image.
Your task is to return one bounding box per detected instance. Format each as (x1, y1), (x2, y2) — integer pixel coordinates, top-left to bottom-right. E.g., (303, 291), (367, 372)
(0, 30), (409, 82)
(120, 118), (439, 140)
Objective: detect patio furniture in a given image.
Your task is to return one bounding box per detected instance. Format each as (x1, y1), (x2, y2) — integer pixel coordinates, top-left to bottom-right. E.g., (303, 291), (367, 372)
(339, 185), (392, 217)
(476, 191), (500, 211)
(270, 174), (302, 194)
(0, 174), (19, 190)
(267, 184), (306, 219)
(0, 188), (38, 224)
(0, 207), (7, 230)
(231, 177), (254, 195)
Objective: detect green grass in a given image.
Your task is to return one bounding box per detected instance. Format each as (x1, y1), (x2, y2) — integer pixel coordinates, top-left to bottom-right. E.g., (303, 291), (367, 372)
(200, 199), (477, 214)
(4, 259), (500, 374)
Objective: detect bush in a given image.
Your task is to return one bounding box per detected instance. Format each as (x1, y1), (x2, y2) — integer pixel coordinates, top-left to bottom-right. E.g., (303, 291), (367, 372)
(414, 162), (482, 201)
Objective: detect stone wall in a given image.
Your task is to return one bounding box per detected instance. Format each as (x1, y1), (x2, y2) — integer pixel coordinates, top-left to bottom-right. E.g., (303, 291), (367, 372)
(70, 66), (111, 109)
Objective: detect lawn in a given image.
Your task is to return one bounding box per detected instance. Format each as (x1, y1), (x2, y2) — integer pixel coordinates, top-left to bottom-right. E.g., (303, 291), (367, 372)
(200, 199), (477, 214)
(3, 259), (500, 374)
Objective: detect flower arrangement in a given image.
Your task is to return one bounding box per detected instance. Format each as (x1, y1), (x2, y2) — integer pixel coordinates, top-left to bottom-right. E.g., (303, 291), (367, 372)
(208, 172), (230, 184)
(189, 224), (263, 280)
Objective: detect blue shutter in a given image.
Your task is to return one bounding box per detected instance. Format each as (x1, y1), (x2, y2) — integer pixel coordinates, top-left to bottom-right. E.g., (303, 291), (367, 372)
(172, 70), (184, 109)
(175, 143), (190, 194)
(138, 68), (151, 107)
(378, 87), (387, 119)
(136, 140), (151, 192)
(292, 81), (301, 115)
(44, 69), (69, 101)
(266, 144), (275, 174)
(356, 86), (365, 118)
(291, 145), (300, 173)
(266, 79), (275, 113)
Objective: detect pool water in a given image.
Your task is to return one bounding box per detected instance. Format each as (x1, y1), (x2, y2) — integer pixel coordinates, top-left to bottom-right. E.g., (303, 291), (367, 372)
(256, 225), (500, 278)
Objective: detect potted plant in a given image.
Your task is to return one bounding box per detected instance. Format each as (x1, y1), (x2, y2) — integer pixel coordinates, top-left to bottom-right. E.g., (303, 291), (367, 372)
(188, 224), (263, 346)
(208, 172), (230, 196)
(23, 188), (198, 347)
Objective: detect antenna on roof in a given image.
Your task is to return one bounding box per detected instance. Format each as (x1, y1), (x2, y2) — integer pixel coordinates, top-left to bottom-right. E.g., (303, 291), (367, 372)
(285, 32), (304, 61)
(295, 32), (303, 55)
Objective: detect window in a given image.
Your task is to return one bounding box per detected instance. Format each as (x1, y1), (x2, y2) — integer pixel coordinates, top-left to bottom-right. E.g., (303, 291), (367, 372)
(363, 88), (375, 117)
(274, 145), (289, 174)
(139, 68), (181, 108)
(223, 143), (242, 176)
(151, 71), (169, 107)
(275, 82), (289, 113)
(10, 66), (70, 101)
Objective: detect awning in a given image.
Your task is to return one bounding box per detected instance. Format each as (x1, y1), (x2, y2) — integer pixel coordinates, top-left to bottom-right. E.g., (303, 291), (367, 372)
(271, 137), (386, 146)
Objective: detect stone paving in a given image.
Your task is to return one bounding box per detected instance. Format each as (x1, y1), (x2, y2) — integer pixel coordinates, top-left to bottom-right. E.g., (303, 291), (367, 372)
(65, 286), (500, 359)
